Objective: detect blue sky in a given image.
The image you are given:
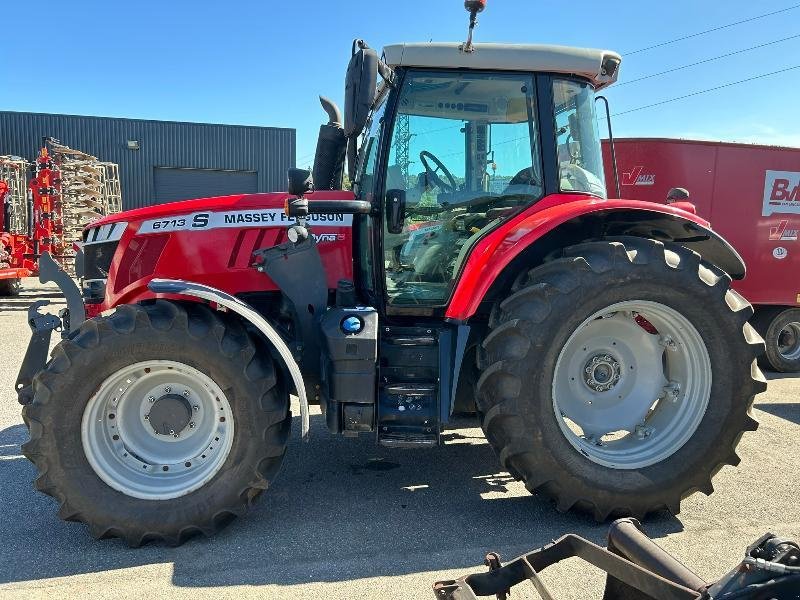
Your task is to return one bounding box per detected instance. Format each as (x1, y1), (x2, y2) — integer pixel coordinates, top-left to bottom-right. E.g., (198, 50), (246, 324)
(2, 0), (798, 166)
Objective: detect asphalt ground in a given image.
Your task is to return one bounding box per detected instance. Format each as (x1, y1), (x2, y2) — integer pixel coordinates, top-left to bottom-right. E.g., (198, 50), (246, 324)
(0, 279), (798, 599)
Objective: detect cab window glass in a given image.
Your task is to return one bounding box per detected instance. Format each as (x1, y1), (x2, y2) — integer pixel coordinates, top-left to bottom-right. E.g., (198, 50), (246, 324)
(382, 70), (543, 306)
(354, 97), (387, 296)
(553, 79), (606, 197)
(354, 97), (387, 201)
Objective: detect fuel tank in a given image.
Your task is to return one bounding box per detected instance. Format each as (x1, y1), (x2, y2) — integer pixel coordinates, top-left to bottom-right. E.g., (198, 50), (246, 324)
(82, 191), (356, 312)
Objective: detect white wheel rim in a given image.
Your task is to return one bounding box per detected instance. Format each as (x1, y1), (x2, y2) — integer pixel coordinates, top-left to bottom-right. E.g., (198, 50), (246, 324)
(778, 322), (800, 361)
(552, 300), (711, 469)
(82, 360), (235, 500)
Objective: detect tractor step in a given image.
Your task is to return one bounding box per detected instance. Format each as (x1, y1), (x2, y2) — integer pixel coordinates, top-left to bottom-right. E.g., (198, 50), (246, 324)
(377, 327), (441, 447)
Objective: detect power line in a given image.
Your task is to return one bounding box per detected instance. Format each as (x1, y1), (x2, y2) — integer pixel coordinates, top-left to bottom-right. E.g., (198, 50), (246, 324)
(624, 4), (800, 55)
(296, 151), (316, 166)
(614, 64), (800, 117)
(617, 33), (800, 86)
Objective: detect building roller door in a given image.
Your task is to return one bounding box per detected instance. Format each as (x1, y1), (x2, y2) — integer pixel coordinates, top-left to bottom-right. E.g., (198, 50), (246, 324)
(154, 167), (258, 203)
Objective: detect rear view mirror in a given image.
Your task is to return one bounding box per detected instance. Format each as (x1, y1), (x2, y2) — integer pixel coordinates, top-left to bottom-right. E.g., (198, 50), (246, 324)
(666, 187), (690, 203)
(385, 189), (406, 234)
(288, 168), (313, 197)
(344, 41), (378, 138)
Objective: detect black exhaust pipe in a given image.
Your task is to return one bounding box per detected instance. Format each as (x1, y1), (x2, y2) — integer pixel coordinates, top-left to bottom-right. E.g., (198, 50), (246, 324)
(319, 95), (342, 126)
(312, 96), (347, 191)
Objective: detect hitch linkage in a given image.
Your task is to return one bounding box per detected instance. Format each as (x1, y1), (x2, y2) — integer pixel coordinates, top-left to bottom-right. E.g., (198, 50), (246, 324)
(16, 300), (62, 405)
(15, 252), (86, 405)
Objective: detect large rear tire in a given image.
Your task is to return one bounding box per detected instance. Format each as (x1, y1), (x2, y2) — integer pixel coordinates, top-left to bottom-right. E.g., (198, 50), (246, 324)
(22, 300), (291, 546)
(477, 238), (766, 520)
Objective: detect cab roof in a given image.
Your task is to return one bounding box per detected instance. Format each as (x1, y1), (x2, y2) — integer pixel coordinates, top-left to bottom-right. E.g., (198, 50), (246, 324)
(382, 42), (621, 89)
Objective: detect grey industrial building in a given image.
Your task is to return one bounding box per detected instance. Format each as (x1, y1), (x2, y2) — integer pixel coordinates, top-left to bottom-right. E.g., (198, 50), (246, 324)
(0, 111), (296, 210)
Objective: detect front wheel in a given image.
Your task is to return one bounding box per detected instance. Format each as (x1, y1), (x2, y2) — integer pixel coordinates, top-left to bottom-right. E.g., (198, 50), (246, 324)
(477, 238), (766, 520)
(22, 300), (291, 546)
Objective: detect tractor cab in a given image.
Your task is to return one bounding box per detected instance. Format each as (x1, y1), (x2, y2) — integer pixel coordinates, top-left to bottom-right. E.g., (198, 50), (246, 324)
(307, 39), (620, 313)
(346, 42), (619, 309)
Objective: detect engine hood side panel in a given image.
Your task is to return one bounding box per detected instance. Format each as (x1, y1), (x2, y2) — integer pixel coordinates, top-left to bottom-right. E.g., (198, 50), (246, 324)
(96, 192), (355, 310)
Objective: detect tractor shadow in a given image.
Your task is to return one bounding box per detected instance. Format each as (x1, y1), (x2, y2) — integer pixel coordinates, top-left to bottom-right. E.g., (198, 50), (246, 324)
(0, 414), (685, 588)
(755, 403), (800, 425)
(764, 371), (800, 381)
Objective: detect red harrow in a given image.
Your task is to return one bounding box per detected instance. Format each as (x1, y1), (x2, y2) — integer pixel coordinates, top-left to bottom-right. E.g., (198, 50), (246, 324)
(0, 139), (121, 294)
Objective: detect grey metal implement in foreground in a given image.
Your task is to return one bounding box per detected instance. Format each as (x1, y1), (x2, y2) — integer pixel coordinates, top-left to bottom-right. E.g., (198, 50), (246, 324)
(432, 518), (800, 600)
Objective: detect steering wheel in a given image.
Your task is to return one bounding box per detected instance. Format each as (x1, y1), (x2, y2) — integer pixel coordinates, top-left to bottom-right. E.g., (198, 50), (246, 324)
(507, 166), (540, 188)
(420, 151), (458, 193)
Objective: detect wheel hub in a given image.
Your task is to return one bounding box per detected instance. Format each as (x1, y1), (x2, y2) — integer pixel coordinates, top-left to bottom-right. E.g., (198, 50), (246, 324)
(583, 354), (621, 392)
(778, 322), (800, 360)
(147, 393), (192, 436)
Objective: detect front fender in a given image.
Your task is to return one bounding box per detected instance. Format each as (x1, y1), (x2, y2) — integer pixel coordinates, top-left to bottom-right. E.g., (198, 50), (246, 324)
(148, 279), (310, 440)
(446, 195), (745, 321)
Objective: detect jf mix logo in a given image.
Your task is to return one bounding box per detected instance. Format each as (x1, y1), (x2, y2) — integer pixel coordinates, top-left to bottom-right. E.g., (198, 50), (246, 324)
(769, 220), (799, 242)
(621, 166), (655, 186)
(763, 171), (800, 216)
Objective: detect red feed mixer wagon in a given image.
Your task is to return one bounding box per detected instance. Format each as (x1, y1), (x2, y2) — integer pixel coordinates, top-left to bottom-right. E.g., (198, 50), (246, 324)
(16, 1), (766, 547)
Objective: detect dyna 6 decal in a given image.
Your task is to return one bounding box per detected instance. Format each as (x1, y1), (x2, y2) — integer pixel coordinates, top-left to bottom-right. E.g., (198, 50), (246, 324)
(138, 209), (353, 234)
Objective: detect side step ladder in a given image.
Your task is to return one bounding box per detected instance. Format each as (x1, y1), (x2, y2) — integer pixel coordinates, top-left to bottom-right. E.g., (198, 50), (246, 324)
(377, 326), (441, 447)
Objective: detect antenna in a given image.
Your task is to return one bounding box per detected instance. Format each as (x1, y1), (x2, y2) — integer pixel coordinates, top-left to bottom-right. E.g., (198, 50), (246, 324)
(460, 0), (486, 53)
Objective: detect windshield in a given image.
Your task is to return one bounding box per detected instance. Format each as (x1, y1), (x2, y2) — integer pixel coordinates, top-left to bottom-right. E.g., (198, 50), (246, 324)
(553, 78), (606, 197)
(382, 70), (543, 306)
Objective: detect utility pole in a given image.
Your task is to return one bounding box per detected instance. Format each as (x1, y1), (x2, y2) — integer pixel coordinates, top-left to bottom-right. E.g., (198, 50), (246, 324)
(394, 114), (412, 186)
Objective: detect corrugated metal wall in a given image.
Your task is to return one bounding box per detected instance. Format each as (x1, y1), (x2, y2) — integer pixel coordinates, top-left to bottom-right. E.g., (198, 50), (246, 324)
(0, 111), (295, 209)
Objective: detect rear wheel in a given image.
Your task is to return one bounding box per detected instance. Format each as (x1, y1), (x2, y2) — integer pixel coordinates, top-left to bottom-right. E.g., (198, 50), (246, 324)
(22, 300), (291, 546)
(477, 238), (765, 520)
(753, 307), (800, 373)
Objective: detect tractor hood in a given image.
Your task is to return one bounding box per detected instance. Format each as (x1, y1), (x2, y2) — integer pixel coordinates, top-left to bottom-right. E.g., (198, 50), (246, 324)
(79, 189), (356, 313)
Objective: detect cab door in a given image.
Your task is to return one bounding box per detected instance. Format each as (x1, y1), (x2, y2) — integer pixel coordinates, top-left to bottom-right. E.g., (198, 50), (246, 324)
(376, 69), (544, 311)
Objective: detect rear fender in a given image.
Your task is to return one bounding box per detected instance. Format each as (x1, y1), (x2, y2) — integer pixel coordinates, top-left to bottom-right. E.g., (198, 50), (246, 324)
(446, 199), (745, 321)
(148, 279), (310, 440)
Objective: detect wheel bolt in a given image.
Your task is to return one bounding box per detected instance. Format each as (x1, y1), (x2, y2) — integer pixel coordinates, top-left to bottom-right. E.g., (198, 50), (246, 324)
(189, 422), (195, 428)
(148, 396), (155, 403)
(183, 390), (190, 397)
(164, 386), (172, 393)
(144, 413), (150, 420)
(659, 336), (678, 351)
(663, 381), (682, 402)
(193, 405), (199, 411)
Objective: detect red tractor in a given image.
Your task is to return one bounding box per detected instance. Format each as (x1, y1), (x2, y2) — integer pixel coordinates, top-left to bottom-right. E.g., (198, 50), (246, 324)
(18, 5), (765, 546)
